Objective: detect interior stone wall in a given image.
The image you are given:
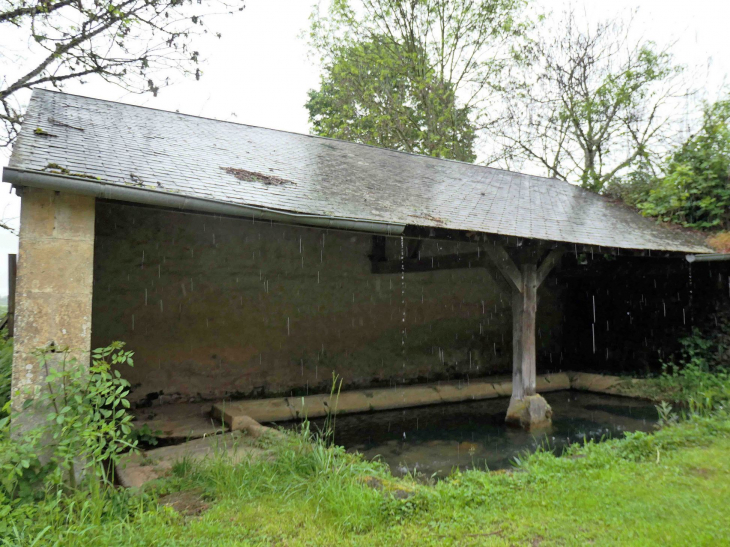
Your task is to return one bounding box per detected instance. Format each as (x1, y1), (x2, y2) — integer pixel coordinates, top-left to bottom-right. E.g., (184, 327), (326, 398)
(91, 201), (564, 404)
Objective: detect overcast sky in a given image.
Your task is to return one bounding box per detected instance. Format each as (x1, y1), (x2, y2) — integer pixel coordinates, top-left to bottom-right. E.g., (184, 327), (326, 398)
(0, 0), (728, 295)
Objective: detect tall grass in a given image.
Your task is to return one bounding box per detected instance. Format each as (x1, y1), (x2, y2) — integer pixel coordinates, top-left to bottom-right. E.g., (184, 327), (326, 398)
(169, 422), (395, 533)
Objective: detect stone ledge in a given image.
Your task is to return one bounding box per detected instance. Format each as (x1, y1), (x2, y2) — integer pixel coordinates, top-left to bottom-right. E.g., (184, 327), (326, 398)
(569, 372), (647, 396)
(212, 372), (572, 425)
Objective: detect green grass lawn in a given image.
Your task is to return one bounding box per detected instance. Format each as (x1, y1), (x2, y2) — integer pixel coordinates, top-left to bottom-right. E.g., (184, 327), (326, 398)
(4, 412), (730, 546)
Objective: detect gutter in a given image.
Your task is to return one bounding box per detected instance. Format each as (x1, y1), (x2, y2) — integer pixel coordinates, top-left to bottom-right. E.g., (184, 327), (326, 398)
(686, 253), (730, 263)
(2, 167), (406, 236)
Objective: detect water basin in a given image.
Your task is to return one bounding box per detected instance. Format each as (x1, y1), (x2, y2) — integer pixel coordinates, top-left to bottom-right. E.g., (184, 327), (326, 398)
(307, 391), (658, 477)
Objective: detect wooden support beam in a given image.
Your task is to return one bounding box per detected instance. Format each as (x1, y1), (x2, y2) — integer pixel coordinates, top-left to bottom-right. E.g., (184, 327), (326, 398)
(371, 252), (484, 274)
(493, 246), (552, 429)
(511, 289), (524, 400)
(484, 244), (522, 292)
(536, 250), (564, 287)
(520, 262), (538, 396)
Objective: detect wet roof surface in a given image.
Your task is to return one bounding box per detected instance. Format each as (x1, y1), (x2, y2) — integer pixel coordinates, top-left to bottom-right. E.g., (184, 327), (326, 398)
(7, 89), (710, 252)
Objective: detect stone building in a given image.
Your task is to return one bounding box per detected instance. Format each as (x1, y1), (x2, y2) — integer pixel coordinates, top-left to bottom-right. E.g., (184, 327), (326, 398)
(2, 90), (712, 428)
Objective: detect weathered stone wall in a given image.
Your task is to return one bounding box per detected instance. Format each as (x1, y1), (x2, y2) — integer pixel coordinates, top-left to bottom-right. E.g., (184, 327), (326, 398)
(12, 188), (95, 414)
(91, 202), (564, 403)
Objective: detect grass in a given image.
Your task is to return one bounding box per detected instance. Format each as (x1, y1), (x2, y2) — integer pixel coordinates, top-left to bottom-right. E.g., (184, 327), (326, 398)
(1, 411), (729, 546)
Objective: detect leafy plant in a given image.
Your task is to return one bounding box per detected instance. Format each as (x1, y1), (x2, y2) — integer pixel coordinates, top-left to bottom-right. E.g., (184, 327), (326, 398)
(1, 341), (138, 497)
(129, 423), (160, 448)
(641, 324), (730, 416)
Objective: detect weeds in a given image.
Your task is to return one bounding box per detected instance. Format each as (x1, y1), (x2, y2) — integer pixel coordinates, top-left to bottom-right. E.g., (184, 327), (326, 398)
(0, 334), (11, 417)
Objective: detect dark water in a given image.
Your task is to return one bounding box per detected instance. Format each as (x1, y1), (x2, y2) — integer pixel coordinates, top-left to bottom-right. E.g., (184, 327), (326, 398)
(308, 391), (658, 477)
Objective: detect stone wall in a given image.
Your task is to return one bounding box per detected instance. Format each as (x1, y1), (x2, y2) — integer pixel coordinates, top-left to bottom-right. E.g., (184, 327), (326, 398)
(12, 188), (95, 415)
(91, 202), (564, 403)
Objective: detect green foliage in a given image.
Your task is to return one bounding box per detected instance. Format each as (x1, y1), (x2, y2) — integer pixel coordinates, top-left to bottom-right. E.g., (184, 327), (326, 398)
(170, 421), (396, 533)
(1, 409), (730, 544)
(307, 36), (476, 161)
(0, 342), (137, 498)
(129, 423), (160, 447)
(308, 0), (529, 161)
(0, 334), (12, 417)
(0, 481), (168, 544)
(639, 97), (730, 229)
(604, 160), (657, 206)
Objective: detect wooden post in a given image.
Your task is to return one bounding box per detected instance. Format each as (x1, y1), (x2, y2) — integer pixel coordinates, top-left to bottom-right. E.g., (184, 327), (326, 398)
(520, 262), (537, 397)
(7, 254), (16, 337)
(485, 244), (563, 429)
(511, 288), (524, 401)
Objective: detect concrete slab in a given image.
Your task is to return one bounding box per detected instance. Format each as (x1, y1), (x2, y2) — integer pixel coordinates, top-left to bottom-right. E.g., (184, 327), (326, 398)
(133, 402), (223, 440)
(116, 431), (271, 488)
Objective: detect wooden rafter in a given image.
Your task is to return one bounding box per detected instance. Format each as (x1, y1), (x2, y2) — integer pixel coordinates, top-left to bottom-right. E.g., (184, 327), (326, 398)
(537, 250), (565, 287)
(484, 244), (523, 292)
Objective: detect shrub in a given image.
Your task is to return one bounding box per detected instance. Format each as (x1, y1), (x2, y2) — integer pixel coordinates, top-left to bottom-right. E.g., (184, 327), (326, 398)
(638, 96), (730, 230)
(641, 316), (730, 413)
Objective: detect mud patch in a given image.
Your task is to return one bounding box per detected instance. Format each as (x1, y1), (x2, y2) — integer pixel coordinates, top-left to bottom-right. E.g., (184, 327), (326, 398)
(159, 489), (209, 516)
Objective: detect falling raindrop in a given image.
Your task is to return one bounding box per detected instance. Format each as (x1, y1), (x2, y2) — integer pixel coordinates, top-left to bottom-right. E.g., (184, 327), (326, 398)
(592, 324), (596, 354)
(592, 295), (596, 322)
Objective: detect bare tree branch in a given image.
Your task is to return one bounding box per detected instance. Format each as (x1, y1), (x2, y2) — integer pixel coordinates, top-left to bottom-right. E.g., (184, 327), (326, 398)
(486, 8), (688, 191)
(1, 0), (246, 147)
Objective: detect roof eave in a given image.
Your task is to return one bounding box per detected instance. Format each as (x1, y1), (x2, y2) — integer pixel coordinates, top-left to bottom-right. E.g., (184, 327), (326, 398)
(2, 166), (406, 237)
(2, 166), (715, 256)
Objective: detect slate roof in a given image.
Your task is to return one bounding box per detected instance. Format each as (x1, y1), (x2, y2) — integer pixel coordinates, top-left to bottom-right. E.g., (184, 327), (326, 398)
(5, 89), (711, 253)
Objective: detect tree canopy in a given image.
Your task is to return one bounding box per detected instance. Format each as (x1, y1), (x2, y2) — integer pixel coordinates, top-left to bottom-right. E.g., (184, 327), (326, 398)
(487, 10), (685, 193)
(637, 96), (730, 230)
(307, 35), (476, 161)
(307, 0), (529, 162)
